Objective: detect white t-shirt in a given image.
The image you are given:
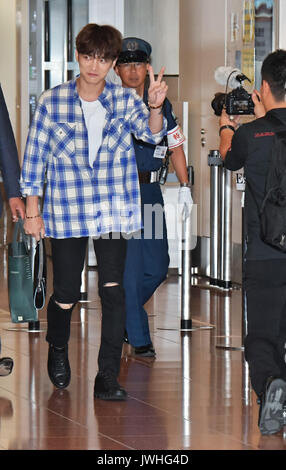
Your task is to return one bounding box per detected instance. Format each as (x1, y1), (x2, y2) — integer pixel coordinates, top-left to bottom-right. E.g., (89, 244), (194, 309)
(80, 98), (106, 167)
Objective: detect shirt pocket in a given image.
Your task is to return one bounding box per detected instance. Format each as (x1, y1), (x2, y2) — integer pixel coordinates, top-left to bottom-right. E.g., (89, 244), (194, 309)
(107, 118), (131, 152)
(50, 122), (76, 161)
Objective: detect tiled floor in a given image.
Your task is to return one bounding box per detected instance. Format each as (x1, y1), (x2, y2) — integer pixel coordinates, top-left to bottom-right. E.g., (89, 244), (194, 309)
(0, 225), (286, 451)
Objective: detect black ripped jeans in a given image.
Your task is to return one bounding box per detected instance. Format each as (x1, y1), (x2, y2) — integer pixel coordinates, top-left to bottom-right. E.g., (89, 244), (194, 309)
(47, 234), (127, 377)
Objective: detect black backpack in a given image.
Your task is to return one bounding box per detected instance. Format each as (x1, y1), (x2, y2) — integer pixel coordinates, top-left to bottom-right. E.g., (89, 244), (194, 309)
(247, 114), (286, 252)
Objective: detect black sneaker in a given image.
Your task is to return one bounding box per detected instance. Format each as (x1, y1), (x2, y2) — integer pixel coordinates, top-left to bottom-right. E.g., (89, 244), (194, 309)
(0, 357), (13, 376)
(134, 343), (156, 357)
(258, 377), (286, 435)
(48, 344), (71, 389)
(94, 372), (127, 401)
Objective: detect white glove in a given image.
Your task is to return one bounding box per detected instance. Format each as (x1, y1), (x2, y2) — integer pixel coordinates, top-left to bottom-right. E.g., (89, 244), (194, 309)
(178, 186), (193, 219)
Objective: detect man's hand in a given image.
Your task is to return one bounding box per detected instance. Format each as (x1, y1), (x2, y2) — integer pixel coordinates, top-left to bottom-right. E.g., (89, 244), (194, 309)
(9, 197), (25, 222)
(219, 109), (239, 159)
(219, 109), (240, 129)
(148, 66), (168, 108)
(252, 90), (266, 118)
(24, 216), (45, 241)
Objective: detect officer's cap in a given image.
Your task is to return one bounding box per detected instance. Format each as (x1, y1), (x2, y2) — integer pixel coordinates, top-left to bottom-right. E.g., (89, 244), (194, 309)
(117, 37), (152, 64)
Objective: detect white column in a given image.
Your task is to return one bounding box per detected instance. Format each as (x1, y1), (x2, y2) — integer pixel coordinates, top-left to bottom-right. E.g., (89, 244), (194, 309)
(278, 0), (286, 49)
(88, 0), (124, 33)
(0, 0), (17, 132)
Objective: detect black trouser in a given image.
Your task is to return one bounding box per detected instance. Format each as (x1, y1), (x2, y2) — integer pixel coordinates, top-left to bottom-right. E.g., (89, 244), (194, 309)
(244, 259), (286, 396)
(46, 234), (127, 377)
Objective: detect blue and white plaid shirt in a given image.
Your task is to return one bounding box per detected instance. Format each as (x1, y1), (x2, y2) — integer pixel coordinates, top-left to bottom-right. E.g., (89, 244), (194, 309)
(21, 79), (166, 238)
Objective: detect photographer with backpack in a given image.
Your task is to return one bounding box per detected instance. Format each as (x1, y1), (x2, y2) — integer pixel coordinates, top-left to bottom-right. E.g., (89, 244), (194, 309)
(218, 49), (286, 436)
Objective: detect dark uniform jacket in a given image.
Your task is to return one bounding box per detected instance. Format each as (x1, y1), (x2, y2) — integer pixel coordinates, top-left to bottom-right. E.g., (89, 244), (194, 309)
(0, 85), (21, 216)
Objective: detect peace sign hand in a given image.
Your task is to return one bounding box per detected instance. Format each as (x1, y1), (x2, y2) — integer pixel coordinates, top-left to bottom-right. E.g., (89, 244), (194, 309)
(148, 66), (168, 109)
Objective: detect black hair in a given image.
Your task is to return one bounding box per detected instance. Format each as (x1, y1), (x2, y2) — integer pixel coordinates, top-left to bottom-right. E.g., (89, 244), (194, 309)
(261, 49), (286, 101)
(76, 23), (122, 61)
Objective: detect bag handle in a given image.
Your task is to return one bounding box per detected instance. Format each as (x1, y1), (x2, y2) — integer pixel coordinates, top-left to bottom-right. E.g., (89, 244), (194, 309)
(12, 218), (30, 255)
(36, 236), (44, 285)
(33, 235), (46, 310)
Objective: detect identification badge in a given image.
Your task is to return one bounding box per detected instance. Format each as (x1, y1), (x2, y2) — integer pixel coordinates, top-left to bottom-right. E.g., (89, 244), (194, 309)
(153, 145), (168, 159)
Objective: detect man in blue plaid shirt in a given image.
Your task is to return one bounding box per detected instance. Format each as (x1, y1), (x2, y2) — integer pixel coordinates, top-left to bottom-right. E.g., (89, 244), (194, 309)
(21, 23), (168, 400)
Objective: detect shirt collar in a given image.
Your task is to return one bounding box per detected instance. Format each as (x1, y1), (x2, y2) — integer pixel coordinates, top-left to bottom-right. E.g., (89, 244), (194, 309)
(71, 77), (114, 116)
(98, 81), (114, 115)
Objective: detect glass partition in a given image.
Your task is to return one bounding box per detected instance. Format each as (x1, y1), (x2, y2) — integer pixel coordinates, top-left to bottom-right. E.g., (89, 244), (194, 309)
(226, 0), (278, 90)
(254, 0), (276, 88)
(29, 0), (89, 122)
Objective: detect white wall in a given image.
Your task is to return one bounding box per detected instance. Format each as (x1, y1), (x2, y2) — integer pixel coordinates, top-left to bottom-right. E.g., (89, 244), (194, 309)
(179, 0), (227, 240)
(124, 0), (179, 75)
(88, 0), (124, 32)
(88, 0), (179, 76)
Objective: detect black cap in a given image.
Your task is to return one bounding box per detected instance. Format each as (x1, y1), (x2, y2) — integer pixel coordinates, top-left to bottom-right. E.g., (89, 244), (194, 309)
(117, 37), (152, 64)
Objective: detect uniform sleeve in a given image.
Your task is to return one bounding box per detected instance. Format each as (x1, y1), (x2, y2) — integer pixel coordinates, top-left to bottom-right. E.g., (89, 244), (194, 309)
(0, 85), (21, 199)
(224, 125), (248, 171)
(127, 89), (167, 144)
(20, 93), (51, 196)
(164, 98), (186, 149)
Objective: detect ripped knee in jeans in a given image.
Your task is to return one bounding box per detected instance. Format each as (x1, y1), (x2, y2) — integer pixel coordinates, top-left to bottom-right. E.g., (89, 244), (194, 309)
(54, 300), (74, 310)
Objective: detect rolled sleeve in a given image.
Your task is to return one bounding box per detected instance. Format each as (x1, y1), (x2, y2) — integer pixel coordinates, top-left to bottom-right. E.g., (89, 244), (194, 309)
(128, 89), (167, 144)
(146, 117), (167, 143)
(20, 94), (50, 197)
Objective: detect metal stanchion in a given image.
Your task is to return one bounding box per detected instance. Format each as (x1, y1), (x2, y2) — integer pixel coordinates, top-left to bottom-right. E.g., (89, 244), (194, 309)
(219, 166), (232, 289)
(159, 174), (213, 333)
(28, 321), (41, 332)
(240, 178), (252, 408)
(215, 172), (246, 350)
(237, 173), (248, 347)
(180, 184), (214, 332)
(181, 208), (192, 331)
(158, 166), (213, 333)
(208, 151), (233, 290)
(181, 331), (191, 447)
(208, 150), (223, 286)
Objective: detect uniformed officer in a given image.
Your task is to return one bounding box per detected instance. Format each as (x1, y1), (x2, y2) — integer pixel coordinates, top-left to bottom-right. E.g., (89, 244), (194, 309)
(115, 37), (193, 357)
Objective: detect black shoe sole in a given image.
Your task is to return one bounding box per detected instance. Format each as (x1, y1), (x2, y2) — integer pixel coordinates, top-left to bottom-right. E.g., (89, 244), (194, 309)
(47, 349), (71, 389)
(94, 391), (128, 401)
(134, 346), (156, 357)
(48, 373), (71, 389)
(134, 350), (156, 357)
(48, 365), (71, 389)
(259, 378), (286, 435)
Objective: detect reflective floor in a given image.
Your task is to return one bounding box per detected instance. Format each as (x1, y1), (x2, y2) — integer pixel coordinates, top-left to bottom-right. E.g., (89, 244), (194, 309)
(0, 220), (285, 450)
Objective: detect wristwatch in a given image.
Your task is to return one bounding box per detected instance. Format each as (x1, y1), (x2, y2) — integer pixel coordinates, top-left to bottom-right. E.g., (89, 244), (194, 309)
(180, 182), (191, 188)
(219, 125), (235, 136)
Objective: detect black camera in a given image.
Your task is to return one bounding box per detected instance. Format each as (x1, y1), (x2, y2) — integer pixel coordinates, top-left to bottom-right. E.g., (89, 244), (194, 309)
(211, 72), (254, 116)
(211, 87), (254, 116)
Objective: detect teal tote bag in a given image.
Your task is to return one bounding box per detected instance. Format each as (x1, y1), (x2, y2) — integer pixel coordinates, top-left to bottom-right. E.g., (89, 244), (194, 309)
(8, 219), (38, 323)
